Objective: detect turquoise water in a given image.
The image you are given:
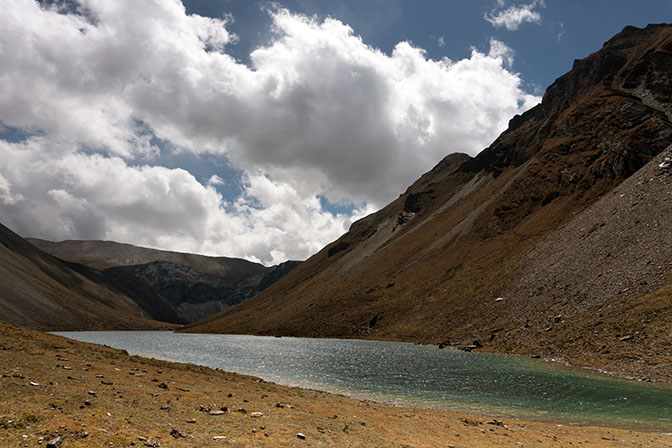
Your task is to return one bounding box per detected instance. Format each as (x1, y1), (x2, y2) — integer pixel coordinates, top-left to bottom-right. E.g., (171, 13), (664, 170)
(54, 331), (672, 431)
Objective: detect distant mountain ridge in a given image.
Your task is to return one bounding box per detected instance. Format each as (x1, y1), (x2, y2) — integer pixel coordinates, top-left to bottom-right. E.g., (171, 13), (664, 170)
(29, 238), (301, 323)
(185, 24), (672, 381)
(0, 223), (170, 331)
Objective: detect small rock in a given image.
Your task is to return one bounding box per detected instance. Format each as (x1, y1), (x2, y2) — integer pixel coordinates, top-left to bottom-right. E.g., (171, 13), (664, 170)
(213, 436), (226, 440)
(138, 437), (147, 441)
(158, 383), (168, 389)
(620, 335), (634, 342)
(238, 407), (247, 414)
(169, 428), (185, 439)
(87, 391), (97, 396)
(495, 297), (504, 302)
(209, 410), (226, 416)
(80, 431), (89, 438)
(29, 381), (40, 386)
(297, 433), (306, 440)
(250, 412), (264, 418)
(160, 405), (170, 411)
(46, 436), (63, 448)
(186, 419), (196, 424)
(486, 419), (504, 426)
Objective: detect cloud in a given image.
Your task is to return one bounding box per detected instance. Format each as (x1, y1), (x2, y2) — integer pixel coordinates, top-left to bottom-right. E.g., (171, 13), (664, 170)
(0, 137), (372, 265)
(485, 1), (544, 31)
(0, 0), (539, 264)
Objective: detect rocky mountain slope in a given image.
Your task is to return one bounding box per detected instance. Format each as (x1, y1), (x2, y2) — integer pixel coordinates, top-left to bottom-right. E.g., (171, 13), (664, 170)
(30, 239), (300, 323)
(185, 24), (672, 381)
(0, 223), (169, 331)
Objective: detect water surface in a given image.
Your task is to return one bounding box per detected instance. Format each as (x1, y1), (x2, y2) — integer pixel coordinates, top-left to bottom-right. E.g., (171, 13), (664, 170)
(54, 331), (672, 431)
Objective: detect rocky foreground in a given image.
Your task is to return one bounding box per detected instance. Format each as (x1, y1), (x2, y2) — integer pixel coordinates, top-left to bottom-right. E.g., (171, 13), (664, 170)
(0, 322), (670, 447)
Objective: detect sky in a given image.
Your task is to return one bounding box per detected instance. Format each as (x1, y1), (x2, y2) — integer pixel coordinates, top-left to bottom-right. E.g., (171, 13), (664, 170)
(0, 0), (670, 265)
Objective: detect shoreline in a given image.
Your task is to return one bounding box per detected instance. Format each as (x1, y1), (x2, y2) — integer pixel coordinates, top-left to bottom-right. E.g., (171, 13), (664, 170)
(52, 329), (672, 433)
(4, 322), (672, 446)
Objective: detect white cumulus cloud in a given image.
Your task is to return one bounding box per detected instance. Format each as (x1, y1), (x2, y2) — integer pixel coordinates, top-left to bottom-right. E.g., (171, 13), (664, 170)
(485, 1), (544, 31)
(0, 0), (539, 264)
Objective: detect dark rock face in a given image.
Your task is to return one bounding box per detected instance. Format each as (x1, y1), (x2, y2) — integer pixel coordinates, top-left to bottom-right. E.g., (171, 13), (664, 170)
(103, 259), (301, 323)
(29, 237), (301, 324)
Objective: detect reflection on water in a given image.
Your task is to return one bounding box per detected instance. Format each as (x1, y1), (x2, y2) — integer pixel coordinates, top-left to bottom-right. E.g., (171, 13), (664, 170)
(54, 331), (672, 431)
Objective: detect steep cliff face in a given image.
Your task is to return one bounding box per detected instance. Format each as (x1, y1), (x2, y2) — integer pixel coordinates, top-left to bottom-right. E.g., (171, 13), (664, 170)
(186, 24), (672, 380)
(0, 223), (169, 331)
(30, 239), (301, 323)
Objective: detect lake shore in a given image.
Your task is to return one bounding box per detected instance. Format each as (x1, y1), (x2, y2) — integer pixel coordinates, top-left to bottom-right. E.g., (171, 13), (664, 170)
(2, 322), (671, 448)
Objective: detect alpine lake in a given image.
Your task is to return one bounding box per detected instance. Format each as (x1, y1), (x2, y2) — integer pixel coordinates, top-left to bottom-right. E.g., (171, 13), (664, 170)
(53, 331), (672, 432)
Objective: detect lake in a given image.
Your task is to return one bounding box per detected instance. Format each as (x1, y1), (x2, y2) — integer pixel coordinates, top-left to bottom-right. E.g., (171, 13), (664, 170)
(53, 331), (672, 431)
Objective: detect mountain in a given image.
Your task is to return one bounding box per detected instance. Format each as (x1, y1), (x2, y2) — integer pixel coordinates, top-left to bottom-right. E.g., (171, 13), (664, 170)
(0, 222), (170, 331)
(29, 238), (300, 323)
(185, 24), (672, 381)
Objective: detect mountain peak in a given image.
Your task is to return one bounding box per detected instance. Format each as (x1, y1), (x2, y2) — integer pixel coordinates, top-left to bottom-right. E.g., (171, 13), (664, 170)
(185, 24), (672, 382)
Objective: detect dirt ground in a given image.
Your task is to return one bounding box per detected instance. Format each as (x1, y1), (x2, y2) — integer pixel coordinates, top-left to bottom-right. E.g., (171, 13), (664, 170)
(1, 322), (671, 448)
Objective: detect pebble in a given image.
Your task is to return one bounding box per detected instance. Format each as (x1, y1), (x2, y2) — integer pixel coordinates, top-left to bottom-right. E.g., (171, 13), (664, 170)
(87, 391), (96, 396)
(46, 436), (62, 448)
(29, 381), (40, 386)
(213, 436), (227, 440)
(250, 412), (264, 418)
(297, 432), (306, 440)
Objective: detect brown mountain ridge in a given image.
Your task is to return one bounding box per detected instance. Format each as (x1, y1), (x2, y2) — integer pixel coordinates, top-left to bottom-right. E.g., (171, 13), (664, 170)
(185, 24), (672, 381)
